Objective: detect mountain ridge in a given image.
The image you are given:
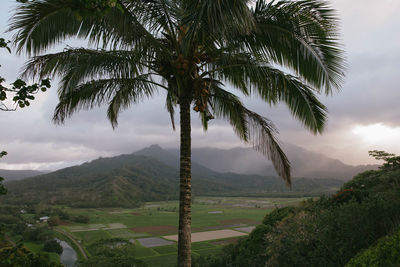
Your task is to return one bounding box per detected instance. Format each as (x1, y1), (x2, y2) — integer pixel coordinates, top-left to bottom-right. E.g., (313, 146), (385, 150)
(1, 145), (346, 207)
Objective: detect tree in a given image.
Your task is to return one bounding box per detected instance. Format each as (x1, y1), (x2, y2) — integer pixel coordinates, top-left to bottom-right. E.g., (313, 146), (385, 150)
(0, 152), (7, 195)
(9, 1), (345, 266)
(43, 240), (63, 255)
(0, 37), (50, 111)
(369, 150), (400, 170)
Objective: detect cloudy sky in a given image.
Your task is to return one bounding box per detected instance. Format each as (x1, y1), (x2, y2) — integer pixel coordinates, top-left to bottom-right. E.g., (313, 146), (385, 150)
(0, 0), (399, 170)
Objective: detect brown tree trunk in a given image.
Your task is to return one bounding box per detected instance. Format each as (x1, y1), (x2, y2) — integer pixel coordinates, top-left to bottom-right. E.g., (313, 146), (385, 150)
(177, 97), (192, 267)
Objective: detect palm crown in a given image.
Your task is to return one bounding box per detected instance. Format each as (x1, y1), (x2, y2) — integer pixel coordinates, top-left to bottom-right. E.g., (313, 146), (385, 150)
(9, 1), (345, 265)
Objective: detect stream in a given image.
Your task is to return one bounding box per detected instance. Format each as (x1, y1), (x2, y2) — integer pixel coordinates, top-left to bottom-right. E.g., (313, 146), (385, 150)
(57, 239), (78, 267)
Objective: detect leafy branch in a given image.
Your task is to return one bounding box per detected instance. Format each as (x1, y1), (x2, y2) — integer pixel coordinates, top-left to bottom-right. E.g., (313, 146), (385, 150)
(0, 37), (51, 111)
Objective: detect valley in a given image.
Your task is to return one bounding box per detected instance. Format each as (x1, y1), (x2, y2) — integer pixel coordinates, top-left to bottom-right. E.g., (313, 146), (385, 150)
(10, 197), (307, 266)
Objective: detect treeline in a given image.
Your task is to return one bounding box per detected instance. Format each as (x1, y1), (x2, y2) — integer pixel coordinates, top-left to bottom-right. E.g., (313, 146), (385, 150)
(194, 153), (400, 266)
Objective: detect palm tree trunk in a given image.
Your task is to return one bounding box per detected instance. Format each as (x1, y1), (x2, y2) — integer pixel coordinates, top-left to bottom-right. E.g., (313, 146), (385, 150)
(178, 98), (192, 267)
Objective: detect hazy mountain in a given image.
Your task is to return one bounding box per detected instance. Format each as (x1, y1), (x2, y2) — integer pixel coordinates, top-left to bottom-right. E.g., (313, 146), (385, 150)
(168, 144), (378, 181)
(135, 144), (215, 176)
(0, 169), (48, 182)
(1, 146), (344, 207)
(1, 153), (236, 207)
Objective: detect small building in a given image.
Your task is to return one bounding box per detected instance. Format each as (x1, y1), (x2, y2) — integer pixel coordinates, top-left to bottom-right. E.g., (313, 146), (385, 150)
(39, 216), (50, 222)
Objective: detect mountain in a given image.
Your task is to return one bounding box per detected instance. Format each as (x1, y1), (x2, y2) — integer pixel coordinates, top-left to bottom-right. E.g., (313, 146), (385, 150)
(135, 144), (216, 176)
(0, 169), (48, 182)
(1, 153), (236, 207)
(1, 146), (345, 207)
(168, 144), (378, 181)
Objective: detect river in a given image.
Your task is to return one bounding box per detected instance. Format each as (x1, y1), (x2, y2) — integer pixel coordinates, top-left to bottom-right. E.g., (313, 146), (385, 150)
(57, 239), (78, 267)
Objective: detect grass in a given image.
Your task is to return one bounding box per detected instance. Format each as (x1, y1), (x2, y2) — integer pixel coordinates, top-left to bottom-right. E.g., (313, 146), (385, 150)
(47, 252), (60, 263)
(195, 248), (224, 257)
(106, 228), (145, 238)
(134, 245), (158, 258)
(153, 245), (178, 254)
(141, 254), (177, 267)
(72, 230), (111, 245)
(191, 242), (216, 250)
(24, 242), (60, 263)
(24, 242), (43, 252)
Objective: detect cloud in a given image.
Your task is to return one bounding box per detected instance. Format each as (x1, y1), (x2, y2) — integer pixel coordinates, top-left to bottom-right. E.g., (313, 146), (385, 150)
(1, 0), (400, 169)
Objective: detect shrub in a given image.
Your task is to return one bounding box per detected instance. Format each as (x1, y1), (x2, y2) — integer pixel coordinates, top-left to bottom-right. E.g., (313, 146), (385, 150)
(346, 228), (400, 267)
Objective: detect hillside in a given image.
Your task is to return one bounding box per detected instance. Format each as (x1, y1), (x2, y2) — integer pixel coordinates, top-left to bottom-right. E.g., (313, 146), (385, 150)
(167, 144), (378, 180)
(1, 146), (344, 207)
(0, 169), (47, 182)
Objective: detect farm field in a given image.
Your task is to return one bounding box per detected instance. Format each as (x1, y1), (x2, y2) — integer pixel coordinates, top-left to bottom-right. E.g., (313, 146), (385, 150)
(56, 196), (307, 266)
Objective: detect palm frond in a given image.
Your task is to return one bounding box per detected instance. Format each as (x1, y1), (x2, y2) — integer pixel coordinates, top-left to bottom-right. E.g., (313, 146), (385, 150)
(54, 76), (157, 128)
(9, 0), (161, 55)
(183, 0), (255, 49)
(240, 0), (346, 92)
(208, 52), (327, 134)
(165, 90), (178, 130)
(210, 85), (291, 186)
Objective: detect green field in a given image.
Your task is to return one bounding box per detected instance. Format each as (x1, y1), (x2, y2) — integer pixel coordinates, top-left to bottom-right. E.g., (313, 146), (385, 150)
(56, 196), (307, 266)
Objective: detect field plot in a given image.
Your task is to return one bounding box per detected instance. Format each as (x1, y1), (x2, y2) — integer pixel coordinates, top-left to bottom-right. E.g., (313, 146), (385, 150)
(163, 229), (248, 242)
(136, 237), (175, 248)
(131, 225), (177, 235)
(59, 197), (306, 266)
(106, 228), (147, 238)
(235, 226), (256, 233)
(66, 223), (127, 232)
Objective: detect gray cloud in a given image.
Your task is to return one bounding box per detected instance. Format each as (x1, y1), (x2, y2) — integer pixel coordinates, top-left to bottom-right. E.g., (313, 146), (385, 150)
(1, 0), (400, 169)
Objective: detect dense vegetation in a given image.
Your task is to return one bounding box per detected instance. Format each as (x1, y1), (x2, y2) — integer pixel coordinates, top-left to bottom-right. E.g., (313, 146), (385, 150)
(1, 151), (344, 207)
(79, 238), (146, 267)
(195, 152), (400, 266)
(346, 228), (400, 267)
(0, 206), (62, 267)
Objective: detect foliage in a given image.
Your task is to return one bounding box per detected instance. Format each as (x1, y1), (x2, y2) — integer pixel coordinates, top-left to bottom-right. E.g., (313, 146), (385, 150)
(262, 206), (296, 226)
(346, 227), (400, 267)
(0, 37), (50, 111)
(263, 166), (400, 266)
(369, 150), (400, 171)
(0, 152), (8, 195)
(0, 243), (62, 267)
(43, 240), (62, 255)
(23, 226), (52, 242)
(79, 238), (146, 267)
(72, 215), (90, 224)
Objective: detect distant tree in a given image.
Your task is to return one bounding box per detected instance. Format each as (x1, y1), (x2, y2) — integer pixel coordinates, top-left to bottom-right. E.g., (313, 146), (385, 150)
(43, 240), (63, 255)
(72, 215), (90, 224)
(0, 151), (7, 195)
(47, 216), (61, 227)
(369, 150), (400, 170)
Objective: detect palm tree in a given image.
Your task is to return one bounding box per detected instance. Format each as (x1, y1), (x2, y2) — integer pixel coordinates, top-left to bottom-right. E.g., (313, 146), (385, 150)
(9, 0), (345, 266)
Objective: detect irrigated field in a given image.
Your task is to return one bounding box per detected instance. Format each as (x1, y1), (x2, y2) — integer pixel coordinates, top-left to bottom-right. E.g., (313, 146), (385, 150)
(57, 197), (307, 266)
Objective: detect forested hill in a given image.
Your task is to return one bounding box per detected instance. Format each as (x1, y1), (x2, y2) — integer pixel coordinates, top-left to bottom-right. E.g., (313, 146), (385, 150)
(1, 154), (235, 207)
(1, 146), (345, 207)
(0, 169), (47, 182)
